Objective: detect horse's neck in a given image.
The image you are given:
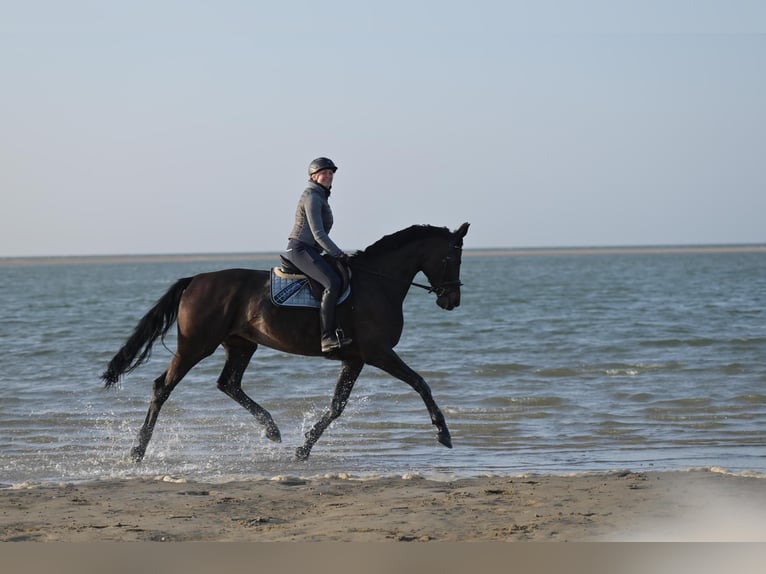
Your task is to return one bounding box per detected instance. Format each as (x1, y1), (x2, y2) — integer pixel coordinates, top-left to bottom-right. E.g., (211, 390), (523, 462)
(362, 245), (422, 283)
(359, 245), (420, 286)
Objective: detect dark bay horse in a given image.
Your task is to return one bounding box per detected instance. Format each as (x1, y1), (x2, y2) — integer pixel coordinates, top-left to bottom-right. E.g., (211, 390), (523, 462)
(102, 222), (470, 462)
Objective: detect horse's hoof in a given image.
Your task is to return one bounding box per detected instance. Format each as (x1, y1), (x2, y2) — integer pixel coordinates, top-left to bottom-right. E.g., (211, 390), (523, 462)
(265, 425), (282, 443)
(130, 447), (145, 463)
(437, 430), (453, 449)
(295, 446), (311, 461)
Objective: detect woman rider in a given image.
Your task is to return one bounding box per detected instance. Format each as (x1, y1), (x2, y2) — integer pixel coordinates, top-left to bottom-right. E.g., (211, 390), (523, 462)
(283, 157), (352, 354)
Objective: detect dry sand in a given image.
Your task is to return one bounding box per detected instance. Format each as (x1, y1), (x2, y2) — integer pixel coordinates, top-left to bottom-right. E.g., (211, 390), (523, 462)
(2, 470), (764, 543)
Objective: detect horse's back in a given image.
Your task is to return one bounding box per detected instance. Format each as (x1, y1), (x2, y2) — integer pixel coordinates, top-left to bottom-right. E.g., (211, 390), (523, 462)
(179, 268), (271, 318)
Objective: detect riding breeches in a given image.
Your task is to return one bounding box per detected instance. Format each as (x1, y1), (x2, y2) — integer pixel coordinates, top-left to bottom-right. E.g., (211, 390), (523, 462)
(283, 240), (342, 296)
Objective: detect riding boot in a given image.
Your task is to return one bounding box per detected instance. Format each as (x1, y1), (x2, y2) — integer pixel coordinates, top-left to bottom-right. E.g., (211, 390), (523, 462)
(320, 289), (352, 353)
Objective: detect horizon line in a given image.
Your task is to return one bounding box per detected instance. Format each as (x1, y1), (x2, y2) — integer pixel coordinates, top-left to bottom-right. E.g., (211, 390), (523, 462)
(2, 242), (766, 267)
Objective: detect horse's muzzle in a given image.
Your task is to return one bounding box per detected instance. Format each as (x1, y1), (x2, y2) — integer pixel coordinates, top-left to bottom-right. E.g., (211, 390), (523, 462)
(437, 289), (461, 310)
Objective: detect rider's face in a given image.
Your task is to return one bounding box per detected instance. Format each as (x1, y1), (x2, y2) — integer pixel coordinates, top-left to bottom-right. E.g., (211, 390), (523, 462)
(313, 169), (335, 188)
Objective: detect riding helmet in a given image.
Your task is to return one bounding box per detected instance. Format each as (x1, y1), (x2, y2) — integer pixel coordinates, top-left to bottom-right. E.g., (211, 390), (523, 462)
(308, 157), (338, 176)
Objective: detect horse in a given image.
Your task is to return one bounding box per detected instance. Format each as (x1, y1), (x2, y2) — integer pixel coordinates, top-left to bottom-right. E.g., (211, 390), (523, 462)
(102, 222), (470, 462)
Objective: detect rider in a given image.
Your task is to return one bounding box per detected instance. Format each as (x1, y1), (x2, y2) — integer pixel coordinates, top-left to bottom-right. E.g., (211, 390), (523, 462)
(283, 157), (353, 354)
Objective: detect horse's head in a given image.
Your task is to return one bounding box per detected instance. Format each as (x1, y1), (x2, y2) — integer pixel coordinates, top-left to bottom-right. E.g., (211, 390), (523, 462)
(424, 222), (470, 311)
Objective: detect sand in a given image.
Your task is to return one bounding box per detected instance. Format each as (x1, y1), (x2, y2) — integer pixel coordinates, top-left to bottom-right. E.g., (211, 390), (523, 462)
(1, 469), (764, 543)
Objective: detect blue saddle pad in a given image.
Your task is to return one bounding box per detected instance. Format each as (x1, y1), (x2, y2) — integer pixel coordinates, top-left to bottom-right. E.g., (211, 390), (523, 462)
(270, 268), (351, 309)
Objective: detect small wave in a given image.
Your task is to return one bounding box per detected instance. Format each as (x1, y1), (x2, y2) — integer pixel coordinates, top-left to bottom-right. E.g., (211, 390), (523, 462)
(605, 368), (639, 376)
(442, 396), (567, 414)
(473, 363), (534, 376)
(730, 336), (766, 349)
(647, 397), (713, 409)
(534, 367), (580, 377)
(478, 395), (567, 409)
(640, 337), (719, 348)
(735, 394), (766, 405)
(721, 363), (748, 374)
(704, 466), (766, 479)
(532, 362), (682, 379)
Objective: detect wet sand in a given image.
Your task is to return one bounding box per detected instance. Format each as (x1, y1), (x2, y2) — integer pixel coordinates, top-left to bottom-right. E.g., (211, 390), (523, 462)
(2, 470), (764, 542)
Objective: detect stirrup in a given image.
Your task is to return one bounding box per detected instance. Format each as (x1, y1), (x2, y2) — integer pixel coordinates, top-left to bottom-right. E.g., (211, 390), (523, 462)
(321, 329), (352, 353)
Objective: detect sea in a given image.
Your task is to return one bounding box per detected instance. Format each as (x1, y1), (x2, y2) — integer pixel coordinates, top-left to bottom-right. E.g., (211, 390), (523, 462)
(1, 247), (765, 486)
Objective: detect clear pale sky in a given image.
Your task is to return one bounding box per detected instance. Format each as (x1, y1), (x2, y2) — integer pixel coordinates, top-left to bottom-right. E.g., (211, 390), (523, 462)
(2, 1), (764, 256)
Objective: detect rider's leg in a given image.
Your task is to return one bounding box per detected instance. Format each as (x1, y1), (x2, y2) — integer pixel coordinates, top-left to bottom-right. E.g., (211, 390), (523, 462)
(284, 241), (351, 353)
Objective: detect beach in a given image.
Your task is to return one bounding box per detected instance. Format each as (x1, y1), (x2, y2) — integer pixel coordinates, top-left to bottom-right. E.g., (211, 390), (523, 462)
(2, 470), (764, 542)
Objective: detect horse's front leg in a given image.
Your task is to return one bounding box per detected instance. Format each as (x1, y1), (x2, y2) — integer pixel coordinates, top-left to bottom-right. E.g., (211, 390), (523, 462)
(368, 349), (452, 449)
(296, 359), (364, 461)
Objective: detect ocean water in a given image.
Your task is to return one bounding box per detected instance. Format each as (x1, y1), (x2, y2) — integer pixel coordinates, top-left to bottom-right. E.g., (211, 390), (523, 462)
(1, 249), (765, 485)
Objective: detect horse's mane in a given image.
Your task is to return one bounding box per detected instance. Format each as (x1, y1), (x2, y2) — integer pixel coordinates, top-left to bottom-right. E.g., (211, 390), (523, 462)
(353, 225), (452, 259)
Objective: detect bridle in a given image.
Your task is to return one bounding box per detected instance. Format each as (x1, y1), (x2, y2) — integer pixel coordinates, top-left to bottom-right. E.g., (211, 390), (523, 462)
(355, 239), (463, 298)
(412, 240), (463, 297)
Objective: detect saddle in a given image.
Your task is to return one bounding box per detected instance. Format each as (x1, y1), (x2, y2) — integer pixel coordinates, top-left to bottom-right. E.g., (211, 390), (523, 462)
(271, 255), (351, 309)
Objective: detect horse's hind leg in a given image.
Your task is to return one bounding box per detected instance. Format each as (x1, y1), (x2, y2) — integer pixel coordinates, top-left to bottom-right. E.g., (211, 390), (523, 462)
(132, 370), (170, 462)
(296, 358), (364, 461)
(132, 353), (199, 462)
(217, 339), (281, 442)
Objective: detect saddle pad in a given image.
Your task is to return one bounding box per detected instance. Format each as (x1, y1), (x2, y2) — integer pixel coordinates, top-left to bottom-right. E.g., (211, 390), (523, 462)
(270, 268), (351, 309)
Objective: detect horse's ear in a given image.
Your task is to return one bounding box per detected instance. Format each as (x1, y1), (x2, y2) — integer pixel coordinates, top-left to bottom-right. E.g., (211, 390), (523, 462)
(455, 222), (470, 238)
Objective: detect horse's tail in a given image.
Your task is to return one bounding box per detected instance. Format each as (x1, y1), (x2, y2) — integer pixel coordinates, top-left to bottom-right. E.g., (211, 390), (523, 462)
(101, 276), (195, 388)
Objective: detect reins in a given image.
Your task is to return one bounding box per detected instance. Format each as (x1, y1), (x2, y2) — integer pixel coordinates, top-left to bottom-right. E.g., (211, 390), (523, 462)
(353, 267), (458, 295)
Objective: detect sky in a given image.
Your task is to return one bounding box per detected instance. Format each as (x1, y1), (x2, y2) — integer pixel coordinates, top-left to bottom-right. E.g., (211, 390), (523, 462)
(1, 1), (764, 257)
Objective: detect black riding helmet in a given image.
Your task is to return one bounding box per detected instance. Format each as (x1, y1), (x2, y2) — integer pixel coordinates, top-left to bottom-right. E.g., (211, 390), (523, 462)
(308, 157), (338, 176)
